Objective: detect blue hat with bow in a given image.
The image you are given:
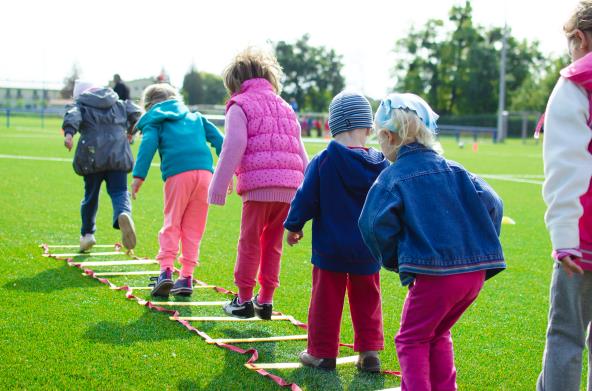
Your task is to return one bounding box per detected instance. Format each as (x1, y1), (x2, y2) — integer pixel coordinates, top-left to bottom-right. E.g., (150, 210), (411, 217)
(374, 93), (439, 134)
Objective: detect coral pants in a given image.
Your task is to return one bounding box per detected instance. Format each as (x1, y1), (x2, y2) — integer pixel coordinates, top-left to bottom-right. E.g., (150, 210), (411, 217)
(307, 266), (384, 358)
(395, 271), (485, 391)
(157, 170), (212, 278)
(235, 201), (290, 303)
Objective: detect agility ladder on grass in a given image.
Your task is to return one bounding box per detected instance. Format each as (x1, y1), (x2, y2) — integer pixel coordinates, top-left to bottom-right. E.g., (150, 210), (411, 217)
(40, 243), (400, 390)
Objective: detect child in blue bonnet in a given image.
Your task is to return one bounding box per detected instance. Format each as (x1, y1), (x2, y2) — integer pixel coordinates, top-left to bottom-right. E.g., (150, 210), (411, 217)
(358, 93), (506, 391)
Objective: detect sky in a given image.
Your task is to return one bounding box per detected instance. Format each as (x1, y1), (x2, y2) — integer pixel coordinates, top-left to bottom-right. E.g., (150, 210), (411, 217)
(1, 0), (577, 98)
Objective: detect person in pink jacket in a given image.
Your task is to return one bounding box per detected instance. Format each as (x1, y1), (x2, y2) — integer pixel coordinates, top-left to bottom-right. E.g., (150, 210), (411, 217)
(208, 48), (309, 319)
(538, 2), (592, 390)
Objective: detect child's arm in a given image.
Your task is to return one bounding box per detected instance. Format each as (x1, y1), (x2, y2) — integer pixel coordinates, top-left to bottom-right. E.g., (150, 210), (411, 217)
(471, 175), (503, 236)
(62, 104), (81, 150)
(131, 123), (159, 198)
(296, 123), (310, 171)
(543, 79), (592, 252)
(358, 182), (401, 271)
(284, 156), (321, 245)
(124, 100), (142, 135)
(202, 116), (224, 157)
(208, 105), (247, 205)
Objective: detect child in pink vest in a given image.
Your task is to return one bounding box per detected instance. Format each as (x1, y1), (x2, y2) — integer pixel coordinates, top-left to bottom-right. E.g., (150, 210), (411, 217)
(538, 3), (592, 390)
(208, 48), (309, 319)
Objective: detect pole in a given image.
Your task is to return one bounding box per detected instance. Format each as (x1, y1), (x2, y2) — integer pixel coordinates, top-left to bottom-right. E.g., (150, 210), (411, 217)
(496, 23), (508, 143)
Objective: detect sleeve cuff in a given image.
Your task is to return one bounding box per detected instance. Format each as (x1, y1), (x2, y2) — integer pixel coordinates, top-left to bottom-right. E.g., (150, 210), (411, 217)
(208, 193), (227, 206)
(552, 248), (582, 261)
(63, 127), (76, 136)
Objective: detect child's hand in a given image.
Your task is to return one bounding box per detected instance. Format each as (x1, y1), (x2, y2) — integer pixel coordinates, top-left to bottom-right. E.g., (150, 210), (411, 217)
(64, 133), (73, 151)
(286, 230), (303, 246)
(227, 181), (233, 195)
(131, 178), (144, 200)
(559, 255), (584, 277)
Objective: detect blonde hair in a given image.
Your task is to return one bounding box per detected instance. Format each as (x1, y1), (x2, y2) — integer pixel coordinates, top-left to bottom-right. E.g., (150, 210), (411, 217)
(565, 1), (592, 40)
(223, 47), (283, 95)
(141, 83), (181, 110)
(376, 109), (438, 160)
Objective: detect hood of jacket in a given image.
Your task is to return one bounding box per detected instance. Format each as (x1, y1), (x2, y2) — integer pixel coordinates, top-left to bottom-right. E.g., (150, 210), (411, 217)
(77, 88), (119, 109)
(137, 99), (189, 130)
(326, 140), (387, 194)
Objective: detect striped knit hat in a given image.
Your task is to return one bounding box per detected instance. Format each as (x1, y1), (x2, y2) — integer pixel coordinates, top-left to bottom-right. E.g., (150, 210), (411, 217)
(328, 91), (373, 137)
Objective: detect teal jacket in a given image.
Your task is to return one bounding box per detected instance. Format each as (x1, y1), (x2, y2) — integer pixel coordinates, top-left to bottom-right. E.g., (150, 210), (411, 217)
(132, 99), (224, 181)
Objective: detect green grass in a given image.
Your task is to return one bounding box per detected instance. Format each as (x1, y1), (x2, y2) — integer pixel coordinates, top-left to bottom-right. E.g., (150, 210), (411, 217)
(0, 116), (582, 390)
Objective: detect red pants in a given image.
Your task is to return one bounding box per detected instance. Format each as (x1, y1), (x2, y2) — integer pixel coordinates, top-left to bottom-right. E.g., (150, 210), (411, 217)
(234, 201), (290, 303)
(307, 266), (384, 358)
(395, 271), (485, 391)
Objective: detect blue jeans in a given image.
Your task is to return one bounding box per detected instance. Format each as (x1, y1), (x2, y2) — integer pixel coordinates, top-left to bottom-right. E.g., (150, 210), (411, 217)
(81, 171), (131, 235)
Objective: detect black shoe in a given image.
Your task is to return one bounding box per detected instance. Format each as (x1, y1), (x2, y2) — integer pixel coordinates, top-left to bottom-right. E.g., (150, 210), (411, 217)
(149, 269), (173, 297)
(299, 351), (336, 370)
(223, 296), (254, 318)
(171, 276), (193, 296)
(253, 294), (273, 320)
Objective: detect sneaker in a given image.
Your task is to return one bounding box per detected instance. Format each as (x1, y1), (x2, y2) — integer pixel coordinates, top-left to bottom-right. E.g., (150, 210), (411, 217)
(253, 294), (273, 320)
(117, 212), (136, 250)
(298, 350), (336, 370)
(79, 234), (96, 253)
(149, 269), (173, 297)
(356, 351), (381, 373)
(171, 277), (193, 297)
(223, 296), (254, 318)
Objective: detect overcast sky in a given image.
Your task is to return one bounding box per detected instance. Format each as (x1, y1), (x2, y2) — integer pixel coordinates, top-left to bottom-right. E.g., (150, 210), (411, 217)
(1, 0), (576, 98)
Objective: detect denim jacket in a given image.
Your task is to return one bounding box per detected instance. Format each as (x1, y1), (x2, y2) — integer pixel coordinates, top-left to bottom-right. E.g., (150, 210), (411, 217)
(358, 143), (505, 285)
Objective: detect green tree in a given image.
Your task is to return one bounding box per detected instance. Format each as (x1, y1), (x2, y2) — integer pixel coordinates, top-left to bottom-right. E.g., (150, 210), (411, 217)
(182, 66), (204, 105)
(275, 34), (346, 112)
(394, 1), (543, 115)
(60, 63), (82, 99)
(201, 72), (227, 105)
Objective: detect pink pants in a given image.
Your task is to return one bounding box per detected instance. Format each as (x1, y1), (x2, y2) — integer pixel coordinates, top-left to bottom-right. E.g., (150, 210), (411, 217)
(235, 201), (289, 303)
(157, 170), (212, 278)
(307, 266), (384, 358)
(395, 271), (485, 391)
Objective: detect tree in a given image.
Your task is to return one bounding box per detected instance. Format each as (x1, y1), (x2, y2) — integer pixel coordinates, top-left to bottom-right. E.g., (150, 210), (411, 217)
(393, 1), (543, 116)
(200, 72), (227, 105)
(61, 63), (82, 99)
(275, 34), (346, 112)
(182, 66), (204, 105)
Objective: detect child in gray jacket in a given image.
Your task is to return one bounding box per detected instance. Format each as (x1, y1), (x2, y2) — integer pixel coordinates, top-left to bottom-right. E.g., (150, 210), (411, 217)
(62, 80), (141, 252)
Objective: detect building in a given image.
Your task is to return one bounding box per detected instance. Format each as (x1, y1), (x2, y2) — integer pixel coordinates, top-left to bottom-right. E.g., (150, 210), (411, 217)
(0, 80), (62, 109)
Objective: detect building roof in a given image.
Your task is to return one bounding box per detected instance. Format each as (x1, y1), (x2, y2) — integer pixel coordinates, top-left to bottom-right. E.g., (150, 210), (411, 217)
(0, 80), (62, 91)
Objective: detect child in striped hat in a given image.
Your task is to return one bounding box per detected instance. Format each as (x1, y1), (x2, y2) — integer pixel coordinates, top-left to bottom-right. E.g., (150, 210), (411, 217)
(284, 91), (389, 371)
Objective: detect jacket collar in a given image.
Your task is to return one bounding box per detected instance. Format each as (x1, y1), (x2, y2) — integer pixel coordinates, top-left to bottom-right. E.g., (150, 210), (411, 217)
(396, 142), (435, 160)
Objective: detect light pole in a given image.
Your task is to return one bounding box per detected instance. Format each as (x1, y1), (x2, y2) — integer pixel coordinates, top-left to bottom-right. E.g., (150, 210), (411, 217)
(496, 22), (508, 143)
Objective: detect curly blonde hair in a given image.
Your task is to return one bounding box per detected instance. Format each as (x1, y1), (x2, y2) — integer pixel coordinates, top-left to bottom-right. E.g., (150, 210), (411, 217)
(141, 83), (181, 111)
(223, 47), (283, 95)
(565, 1), (592, 39)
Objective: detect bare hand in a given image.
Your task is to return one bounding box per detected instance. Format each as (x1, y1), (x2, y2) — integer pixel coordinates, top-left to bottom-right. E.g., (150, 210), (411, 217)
(560, 255), (584, 277)
(131, 178), (144, 200)
(64, 134), (73, 151)
(227, 179), (233, 195)
(286, 230), (304, 246)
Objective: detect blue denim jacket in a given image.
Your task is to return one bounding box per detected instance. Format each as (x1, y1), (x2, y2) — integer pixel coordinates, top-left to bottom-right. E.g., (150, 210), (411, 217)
(358, 143), (505, 285)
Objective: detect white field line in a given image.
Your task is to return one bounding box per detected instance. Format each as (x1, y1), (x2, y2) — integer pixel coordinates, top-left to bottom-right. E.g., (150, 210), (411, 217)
(0, 154), (160, 167)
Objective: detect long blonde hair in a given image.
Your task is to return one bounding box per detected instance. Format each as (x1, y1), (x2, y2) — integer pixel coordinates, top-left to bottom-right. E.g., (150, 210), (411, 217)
(223, 47), (283, 95)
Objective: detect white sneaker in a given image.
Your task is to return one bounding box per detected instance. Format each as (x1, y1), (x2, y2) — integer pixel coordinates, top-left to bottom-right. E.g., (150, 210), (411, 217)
(117, 212), (136, 250)
(79, 234), (96, 253)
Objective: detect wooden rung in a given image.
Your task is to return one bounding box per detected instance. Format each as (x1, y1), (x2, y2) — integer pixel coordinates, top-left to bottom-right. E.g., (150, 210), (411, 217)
(150, 301), (228, 307)
(245, 355), (359, 370)
(74, 260), (158, 267)
(44, 244), (116, 249)
(172, 315), (292, 322)
(90, 270), (160, 276)
(45, 251), (123, 257)
(207, 334), (308, 344)
(109, 285), (216, 290)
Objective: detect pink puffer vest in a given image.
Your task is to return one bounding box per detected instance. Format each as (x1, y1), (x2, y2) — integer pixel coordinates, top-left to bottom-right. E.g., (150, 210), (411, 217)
(226, 78), (305, 194)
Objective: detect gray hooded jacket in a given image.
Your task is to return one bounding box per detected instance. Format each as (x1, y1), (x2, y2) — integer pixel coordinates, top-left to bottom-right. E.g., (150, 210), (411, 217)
(62, 88), (141, 176)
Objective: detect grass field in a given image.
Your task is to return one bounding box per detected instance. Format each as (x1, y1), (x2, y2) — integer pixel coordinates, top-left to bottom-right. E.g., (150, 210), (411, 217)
(0, 115), (583, 390)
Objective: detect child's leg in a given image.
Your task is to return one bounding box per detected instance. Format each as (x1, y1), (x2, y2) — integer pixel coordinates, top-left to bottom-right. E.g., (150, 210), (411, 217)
(307, 266), (347, 359)
(537, 268), (592, 391)
(257, 202), (290, 303)
(347, 272), (384, 353)
(80, 173), (104, 235)
(156, 172), (192, 271)
(104, 171), (132, 229)
(178, 171), (212, 278)
(395, 271), (484, 391)
(235, 201), (266, 302)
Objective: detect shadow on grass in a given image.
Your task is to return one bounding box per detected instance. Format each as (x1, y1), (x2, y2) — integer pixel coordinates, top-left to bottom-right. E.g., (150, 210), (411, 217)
(3, 264), (93, 293)
(83, 311), (193, 346)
